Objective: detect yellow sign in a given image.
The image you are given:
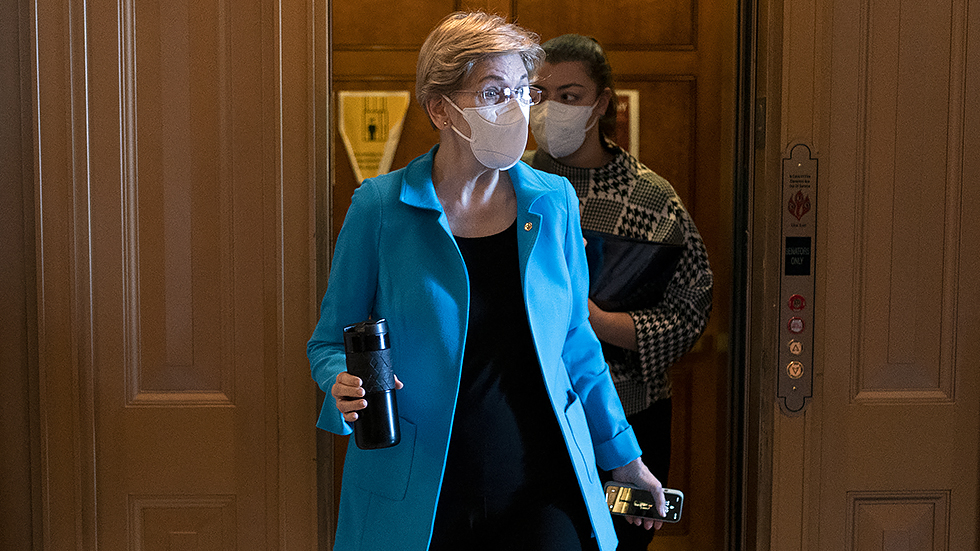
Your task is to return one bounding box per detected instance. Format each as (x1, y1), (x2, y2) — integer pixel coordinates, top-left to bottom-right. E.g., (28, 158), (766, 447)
(338, 91), (411, 182)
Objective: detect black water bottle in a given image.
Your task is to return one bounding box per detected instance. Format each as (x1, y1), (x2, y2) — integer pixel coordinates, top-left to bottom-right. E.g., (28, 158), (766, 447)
(343, 319), (400, 449)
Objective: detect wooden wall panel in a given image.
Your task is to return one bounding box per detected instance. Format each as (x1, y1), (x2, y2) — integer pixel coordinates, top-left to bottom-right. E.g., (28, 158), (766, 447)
(853, 0), (960, 402)
(848, 492), (949, 550)
(131, 0), (230, 398)
(333, 0), (456, 49)
(124, 0), (236, 403)
(514, 0), (696, 49)
(132, 495), (237, 551)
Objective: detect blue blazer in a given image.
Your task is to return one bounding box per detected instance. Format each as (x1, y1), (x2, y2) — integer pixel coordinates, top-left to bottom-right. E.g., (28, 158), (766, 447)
(308, 147), (641, 551)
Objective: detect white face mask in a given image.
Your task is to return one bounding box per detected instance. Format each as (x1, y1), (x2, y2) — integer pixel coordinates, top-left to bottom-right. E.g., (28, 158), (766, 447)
(529, 99), (599, 159)
(444, 95), (530, 170)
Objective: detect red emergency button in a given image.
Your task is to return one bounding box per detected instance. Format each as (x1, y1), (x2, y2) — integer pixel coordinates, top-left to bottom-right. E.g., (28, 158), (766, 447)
(788, 294), (806, 311)
(788, 317), (805, 334)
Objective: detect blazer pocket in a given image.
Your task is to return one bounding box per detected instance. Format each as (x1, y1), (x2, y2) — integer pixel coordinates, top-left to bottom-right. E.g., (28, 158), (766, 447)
(563, 391), (597, 484)
(346, 417), (416, 501)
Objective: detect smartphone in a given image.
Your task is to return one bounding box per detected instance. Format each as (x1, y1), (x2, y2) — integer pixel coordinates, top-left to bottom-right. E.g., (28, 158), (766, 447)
(603, 482), (684, 523)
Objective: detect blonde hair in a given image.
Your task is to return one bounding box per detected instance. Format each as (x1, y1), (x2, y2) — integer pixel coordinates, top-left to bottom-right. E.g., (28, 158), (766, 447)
(415, 12), (544, 110)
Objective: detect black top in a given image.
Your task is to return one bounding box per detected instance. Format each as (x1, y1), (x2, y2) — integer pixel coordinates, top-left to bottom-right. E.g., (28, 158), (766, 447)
(442, 221), (569, 497)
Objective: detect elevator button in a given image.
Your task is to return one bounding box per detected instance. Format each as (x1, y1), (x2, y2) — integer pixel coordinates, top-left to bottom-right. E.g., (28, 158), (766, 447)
(788, 317), (805, 334)
(787, 361), (804, 379)
(788, 294), (806, 311)
(788, 339), (803, 355)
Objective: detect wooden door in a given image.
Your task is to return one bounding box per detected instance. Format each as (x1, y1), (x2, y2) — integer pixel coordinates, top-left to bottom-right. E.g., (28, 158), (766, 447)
(751, 0), (980, 548)
(29, 0), (324, 548)
(329, 1), (737, 549)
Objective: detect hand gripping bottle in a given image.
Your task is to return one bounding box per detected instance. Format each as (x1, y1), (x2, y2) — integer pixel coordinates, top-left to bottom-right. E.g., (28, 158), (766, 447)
(343, 319), (400, 449)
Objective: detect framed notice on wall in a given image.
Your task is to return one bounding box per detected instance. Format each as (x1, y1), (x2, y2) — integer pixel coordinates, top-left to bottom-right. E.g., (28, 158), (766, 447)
(337, 91), (411, 182)
(615, 90), (639, 158)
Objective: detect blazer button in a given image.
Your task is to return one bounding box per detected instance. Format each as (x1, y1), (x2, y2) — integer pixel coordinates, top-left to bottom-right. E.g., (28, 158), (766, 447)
(524, 222), (533, 231)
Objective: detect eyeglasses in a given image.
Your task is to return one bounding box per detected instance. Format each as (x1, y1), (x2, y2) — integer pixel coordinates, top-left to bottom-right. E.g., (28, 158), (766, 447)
(455, 85), (543, 107)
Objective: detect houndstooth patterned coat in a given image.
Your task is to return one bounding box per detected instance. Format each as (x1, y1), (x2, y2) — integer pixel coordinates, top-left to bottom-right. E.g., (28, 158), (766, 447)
(526, 146), (713, 415)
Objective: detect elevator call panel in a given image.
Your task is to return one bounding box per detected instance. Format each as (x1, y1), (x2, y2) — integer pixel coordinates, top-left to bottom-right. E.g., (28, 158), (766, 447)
(778, 144), (817, 414)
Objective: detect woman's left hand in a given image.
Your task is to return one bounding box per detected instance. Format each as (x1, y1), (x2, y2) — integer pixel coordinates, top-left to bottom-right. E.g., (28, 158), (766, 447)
(610, 458), (666, 531)
(587, 299), (638, 351)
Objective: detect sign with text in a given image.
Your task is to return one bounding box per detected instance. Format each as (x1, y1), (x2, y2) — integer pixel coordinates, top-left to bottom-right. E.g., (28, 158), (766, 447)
(778, 144), (818, 414)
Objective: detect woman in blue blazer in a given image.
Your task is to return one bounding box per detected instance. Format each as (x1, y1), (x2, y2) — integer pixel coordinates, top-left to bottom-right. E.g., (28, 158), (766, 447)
(308, 12), (665, 551)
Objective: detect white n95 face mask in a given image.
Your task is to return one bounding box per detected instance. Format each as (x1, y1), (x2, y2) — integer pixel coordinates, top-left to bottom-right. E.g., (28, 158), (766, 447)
(529, 99), (599, 159)
(444, 95), (530, 170)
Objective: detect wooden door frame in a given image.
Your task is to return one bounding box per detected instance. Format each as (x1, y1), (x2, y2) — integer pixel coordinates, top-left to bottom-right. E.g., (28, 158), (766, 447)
(736, 0), (819, 548)
(317, 2), (336, 549)
(730, 0), (763, 548)
(7, 0), (326, 548)
(0, 0), (41, 548)
(732, 0), (791, 547)
(315, 1), (768, 550)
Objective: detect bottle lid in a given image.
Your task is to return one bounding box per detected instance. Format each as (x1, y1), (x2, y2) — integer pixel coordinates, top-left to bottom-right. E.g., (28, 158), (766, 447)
(344, 318), (388, 336)
(343, 319), (390, 352)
